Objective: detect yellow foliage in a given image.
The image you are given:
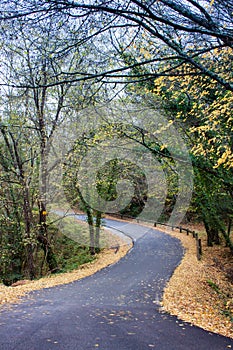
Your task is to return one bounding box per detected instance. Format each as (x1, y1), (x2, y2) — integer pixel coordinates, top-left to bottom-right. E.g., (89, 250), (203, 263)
(210, 0), (215, 7)
(151, 48), (233, 169)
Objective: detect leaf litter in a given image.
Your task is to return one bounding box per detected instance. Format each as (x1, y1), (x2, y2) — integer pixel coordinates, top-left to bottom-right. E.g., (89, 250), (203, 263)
(0, 228), (132, 308)
(0, 219), (232, 340)
(159, 224), (233, 339)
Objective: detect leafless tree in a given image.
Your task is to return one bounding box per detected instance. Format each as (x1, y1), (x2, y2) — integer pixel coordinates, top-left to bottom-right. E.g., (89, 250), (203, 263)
(0, 0), (232, 91)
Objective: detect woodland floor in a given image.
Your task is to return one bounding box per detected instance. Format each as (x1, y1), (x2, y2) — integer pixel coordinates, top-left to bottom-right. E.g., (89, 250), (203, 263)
(0, 229), (132, 307)
(159, 223), (233, 339)
(0, 221), (232, 339)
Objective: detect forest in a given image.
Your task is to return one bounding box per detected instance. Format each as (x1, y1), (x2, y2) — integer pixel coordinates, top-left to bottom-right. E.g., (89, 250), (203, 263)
(0, 0), (232, 285)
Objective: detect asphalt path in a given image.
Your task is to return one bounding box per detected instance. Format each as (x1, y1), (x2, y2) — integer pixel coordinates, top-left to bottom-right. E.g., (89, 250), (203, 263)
(0, 217), (232, 350)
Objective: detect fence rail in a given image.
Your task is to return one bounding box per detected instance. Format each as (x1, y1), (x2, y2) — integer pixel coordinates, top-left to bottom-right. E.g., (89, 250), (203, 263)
(106, 212), (202, 260)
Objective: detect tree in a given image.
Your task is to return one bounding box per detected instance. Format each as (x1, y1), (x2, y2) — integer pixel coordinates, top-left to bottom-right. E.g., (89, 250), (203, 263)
(0, 14), (104, 281)
(144, 53), (233, 250)
(191, 161), (232, 247)
(62, 107), (190, 249)
(63, 134), (103, 255)
(1, 0), (232, 256)
(0, 120), (39, 281)
(0, 0), (232, 92)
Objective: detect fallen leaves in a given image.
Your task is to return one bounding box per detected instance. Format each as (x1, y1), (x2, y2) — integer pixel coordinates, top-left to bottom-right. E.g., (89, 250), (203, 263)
(159, 224), (233, 339)
(0, 230), (132, 308)
(1, 217), (232, 341)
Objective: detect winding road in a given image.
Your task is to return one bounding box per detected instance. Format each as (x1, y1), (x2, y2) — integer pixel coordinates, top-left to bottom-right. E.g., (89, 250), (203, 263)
(0, 218), (232, 349)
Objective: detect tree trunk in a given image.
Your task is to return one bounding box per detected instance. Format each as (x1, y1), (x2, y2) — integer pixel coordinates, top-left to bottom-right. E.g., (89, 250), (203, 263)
(37, 234), (58, 273)
(219, 227), (233, 253)
(203, 219), (213, 247)
(227, 218), (232, 238)
(23, 187), (35, 279)
(38, 201), (58, 272)
(95, 211), (102, 253)
(203, 218), (221, 247)
(76, 187), (96, 255)
(86, 209), (95, 255)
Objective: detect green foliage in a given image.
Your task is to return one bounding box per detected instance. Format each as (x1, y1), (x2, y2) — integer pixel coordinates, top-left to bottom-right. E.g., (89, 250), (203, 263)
(0, 221), (96, 284)
(96, 158), (148, 218)
(125, 50), (233, 251)
(207, 279), (221, 294)
(54, 234), (95, 273)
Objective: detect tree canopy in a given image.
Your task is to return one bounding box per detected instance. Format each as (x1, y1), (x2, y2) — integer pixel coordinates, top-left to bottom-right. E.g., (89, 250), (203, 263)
(0, 0), (232, 90)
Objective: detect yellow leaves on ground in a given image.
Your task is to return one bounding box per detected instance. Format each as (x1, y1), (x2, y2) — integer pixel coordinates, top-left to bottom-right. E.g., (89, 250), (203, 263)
(160, 224), (233, 339)
(0, 229), (132, 306)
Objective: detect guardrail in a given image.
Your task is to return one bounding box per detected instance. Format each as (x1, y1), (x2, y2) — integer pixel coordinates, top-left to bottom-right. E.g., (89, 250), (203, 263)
(106, 212), (202, 260)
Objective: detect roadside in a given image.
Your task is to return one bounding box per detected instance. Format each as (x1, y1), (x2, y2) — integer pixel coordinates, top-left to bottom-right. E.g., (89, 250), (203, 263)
(159, 224), (233, 339)
(0, 228), (132, 308)
(0, 217), (232, 340)
(104, 215), (233, 339)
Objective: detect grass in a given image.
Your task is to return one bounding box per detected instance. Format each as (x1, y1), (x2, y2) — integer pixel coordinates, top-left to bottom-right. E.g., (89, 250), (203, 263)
(47, 214), (96, 274)
(206, 279), (221, 294)
(54, 234), (95, 273)
(48, 212), (121, 274)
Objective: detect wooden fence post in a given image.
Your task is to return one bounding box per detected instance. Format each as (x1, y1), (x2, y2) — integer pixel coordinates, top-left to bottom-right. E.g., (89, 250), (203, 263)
(198, 238), (202, 258)
(196, 235), (202, 260)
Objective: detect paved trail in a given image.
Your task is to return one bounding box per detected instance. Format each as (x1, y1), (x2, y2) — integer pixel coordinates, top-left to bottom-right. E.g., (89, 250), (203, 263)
(0, 218), (232, 349)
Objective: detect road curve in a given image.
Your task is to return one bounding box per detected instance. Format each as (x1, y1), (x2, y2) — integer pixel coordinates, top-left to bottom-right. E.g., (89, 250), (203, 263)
(0, 218), (232, 350)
